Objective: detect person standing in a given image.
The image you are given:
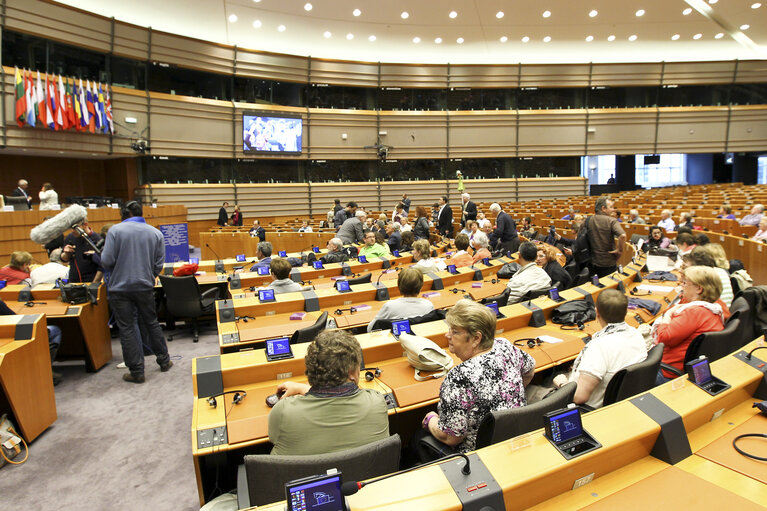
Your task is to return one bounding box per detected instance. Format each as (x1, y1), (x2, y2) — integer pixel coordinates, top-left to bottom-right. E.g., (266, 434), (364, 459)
(436, 195), (453, 238)
(38, 183), (59, 210)
(401, 194), (411, 214)
(11, 179), (32, 208)
(456, 170), (465, 193)
(100, 201), (172, 383)
(60, 222), (101, 283)
(588, 197), (626, 277)
(460, 193), (477, 228)
(230, 205), (243, 226)
(488, 203), (519, 254)
(217, 202), (229, 226)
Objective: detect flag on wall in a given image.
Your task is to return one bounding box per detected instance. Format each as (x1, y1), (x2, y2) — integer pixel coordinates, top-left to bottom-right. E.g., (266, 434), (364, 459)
(86, 81), (96, 133)
(105, 87), (114, 135)
(14, 67), (26, 127)
(73, 79), (83, 131)
(66, 78), (77, 130)
(46, 75), (56, 130)
(79, 79), (89, 129)
(95, 83), (105, 132)
(57, 75), (67, 130)
(25, 71), (36, 128)
(36, 71), (46, 126)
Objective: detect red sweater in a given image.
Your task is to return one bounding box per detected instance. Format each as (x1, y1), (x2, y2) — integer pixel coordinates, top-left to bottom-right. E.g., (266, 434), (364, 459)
(655, 303), (726, 377)
(0, 266), (30, 285)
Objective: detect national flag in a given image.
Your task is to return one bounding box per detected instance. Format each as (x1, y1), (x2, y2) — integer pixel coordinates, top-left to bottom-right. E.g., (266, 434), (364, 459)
(86, 81), (97, 133)
(79, 78), (89, 129)
(45, 74), (56, 130)
(66, 78), (76, 130)
(73, 79), (83, 131)
(105, 87), (114, 135)
(36, 71), (45, 125)
(14, 67), (26, 127)
(57, 75), (67, 130)
(25, 71), (36, 128)
(94, 83), (104, 132)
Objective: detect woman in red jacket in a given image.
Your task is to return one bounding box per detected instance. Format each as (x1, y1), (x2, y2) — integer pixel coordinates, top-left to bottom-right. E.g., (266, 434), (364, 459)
(0, 251), (33, 286)
(652, 265), (728, 383)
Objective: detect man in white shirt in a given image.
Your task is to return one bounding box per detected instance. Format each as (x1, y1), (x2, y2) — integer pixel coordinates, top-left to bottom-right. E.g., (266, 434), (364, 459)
(739, 204), (764, 226)
(553, 289), (647, 409)
(30, 248), (70, 286)
(657, 209), (675, 232)
(297, 220), (313, 233)
(506, 242), (551, 304)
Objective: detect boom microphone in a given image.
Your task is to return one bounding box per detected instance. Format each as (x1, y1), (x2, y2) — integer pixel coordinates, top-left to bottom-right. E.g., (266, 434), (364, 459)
(30, 205), (88, 245)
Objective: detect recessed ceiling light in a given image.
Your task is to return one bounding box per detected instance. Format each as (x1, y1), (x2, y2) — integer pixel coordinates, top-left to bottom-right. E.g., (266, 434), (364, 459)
(413, 37), (421, 43)
(346, 33), (354, 40)
(585, 35), (594, 42)
(253, 0), (261, 3)
(252, 19), (262, 28)
(740, 24), (750, 30)
(542, 10), (551, 18)
(683, 7), (692, 15)
(457, 37), (464, 44)
(752, 3), (762, 8)
(435, 37), (442, 44)
(228, 14), (238, 23)
(714, 32), (724, 39)
(589, 10), (598, 18)
(635, 9), (645, 17)
(629, 34), (638, 41)
(323, 31), (331, 38)
(607, 34), (616, 41)
(277, 24), (286, 32)
(368, 35), (376, 42)
(353, 8), (361, 16)
(708, 0), (718, 4)
(521, 36), (530, 43)
(304, 3), (312, 11)
(693, 33), (702, 39)
(449, 11), (458, 19)
(543, 36), (552, 42)
(500, 36), (508, 42)
(401, 11), (409, 19)
(496, 11), (504, 19)
(671, 34), (680, 40)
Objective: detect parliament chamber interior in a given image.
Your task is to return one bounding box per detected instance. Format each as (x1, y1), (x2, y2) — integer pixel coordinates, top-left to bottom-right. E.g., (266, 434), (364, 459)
(1, 1), (766, 510)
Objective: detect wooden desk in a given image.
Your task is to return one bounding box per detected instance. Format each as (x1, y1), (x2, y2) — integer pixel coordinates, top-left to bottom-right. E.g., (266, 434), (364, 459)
(0, 315), (57, 442)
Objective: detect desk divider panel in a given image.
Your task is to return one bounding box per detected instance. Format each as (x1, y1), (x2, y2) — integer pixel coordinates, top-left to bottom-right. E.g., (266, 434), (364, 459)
(630, 393), (692, 465)
(14, 314), (39, 340)
(196, 356), (224, 399)
(302, 290), (320, 312)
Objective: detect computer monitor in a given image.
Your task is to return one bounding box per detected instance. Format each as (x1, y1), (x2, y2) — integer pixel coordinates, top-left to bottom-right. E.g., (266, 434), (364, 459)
(358, 255), (367, 263)
(336, 280), (351, 293)
(447, 264), (458, 274)
(312, 246), (320, 253)
(265, 337), (293, 362)
(189, 257), (199, 265)
(278, 250), (287, 257)
(313, 261), (324, 270)
(256, 266), (270, 276)
(258, 289), (276, 303)
(285, 472), (346, 511)
(544, 407), (583, 445)
(236, 254), (246, 262)
(391, 319), (412, 337)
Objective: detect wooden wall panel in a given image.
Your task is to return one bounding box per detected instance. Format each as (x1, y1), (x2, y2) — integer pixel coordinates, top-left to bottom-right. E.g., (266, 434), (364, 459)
(656, 107), (729, 154)
(663, 61), (736, 85)
(449, 111), (517, 158)
(309, 59), (379, 88)
(590, 63), (664, 87)
(149, 94), (234, 157)
(519, 64), (592, 88)
(587, 109), (657, 155)
(517, 110), (588, 157)
(235, 49), (309, 83)
(725, 106), (767, 152)
(308, 182), (380, 216)
(135, 184), (234, 222)
(379, 112), (447, 159)
(112, 21), (150, 61)
(234, 183), (311, 219)
(448, 65), (519, 89)
(379, 64), (448, 88)
(150, 33), (234, 76)
(306, 110), (378, 160)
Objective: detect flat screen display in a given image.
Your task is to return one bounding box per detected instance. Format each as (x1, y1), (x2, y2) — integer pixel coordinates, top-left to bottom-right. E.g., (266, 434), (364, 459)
(312, 246), (320, 253)
(258, 289), (276, 302)
(189, 257), (199, 264)
(486, 302), (500, 316)
(392, 319), (412, 337)
(243, 113), (302, 154)
(691, 359), (712, 384)
(393, 250), (399, 257)
(313, 261), (324, 269)
(266, 337), (291, 357)
(236, 254), (246, 262)
(278, 250), (288, 257)
(447, 264), (457, 274)
(546, 408), (583, 444)
(336, 280), (351, 292)
(257, 266), (270, 276)
(358, 255), (367, 263)
(286, 473), (345, 511)
(482, 258), (490, 266)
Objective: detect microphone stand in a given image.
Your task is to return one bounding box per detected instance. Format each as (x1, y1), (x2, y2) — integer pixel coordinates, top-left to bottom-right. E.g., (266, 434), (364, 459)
(73, 225), (102, 255)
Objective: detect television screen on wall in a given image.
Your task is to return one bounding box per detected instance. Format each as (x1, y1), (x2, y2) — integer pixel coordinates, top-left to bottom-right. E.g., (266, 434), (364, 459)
(242, 113), (302, 154)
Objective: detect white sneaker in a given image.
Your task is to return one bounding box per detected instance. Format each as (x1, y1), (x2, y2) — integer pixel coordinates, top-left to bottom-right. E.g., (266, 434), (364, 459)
(117, 362), (126, 369)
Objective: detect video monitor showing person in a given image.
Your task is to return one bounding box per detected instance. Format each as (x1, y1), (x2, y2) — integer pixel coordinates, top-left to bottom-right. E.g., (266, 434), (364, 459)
(243, 113), (303, 154)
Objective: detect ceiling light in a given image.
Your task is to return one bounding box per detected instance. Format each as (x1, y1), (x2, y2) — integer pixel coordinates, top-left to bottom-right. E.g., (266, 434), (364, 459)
(672, 34), (680, 40)
(228, 14), (238, 23)
(607, 34), (616, 41)
(346, 33), (354, 40)
(715, 32), (724, 39)
(752, 3), (762, 8)
(253, 0), (261, 2)
(252, 19), (262, 28)
(401, 11), (409, 19)
(708, 0), (718, 4)
(449, 11), (457, 19)
(683, 7), (692, 15)
(323, 31), (331, 38)
(543, 36), (551, 42)
(413, 37), (421, 43)
(635, 9), (645, 17)
(500, 36), (508, 42)
(435, 37), (442, 44)
(589, 10), (598, 18)
(496, 11), (504, 19)
(740, 24), (750, 30)
(457, 37), (464, 44)
(629, 34), (638, 41)
(585, 35), (594, 42)
(353, 8), (361, 16)
(693, 33), (702, 39)
(304, 3), (312, 11)
(277, 24), (286, 32)
(542, 10), (551, 18)
(368, 35), (376, 42)
(521, 36), (530, 43)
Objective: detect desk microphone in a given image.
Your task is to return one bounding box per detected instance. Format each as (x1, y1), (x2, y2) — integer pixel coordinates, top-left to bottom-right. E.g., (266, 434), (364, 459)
(341, 452), (471, 496)
(745, 343), (767, 360)
(206, 244), (226, 273)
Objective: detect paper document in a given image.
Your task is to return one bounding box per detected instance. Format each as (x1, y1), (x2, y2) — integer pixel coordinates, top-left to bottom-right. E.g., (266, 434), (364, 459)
(538, 335), (563, 344)
(637, 284), (675, 294)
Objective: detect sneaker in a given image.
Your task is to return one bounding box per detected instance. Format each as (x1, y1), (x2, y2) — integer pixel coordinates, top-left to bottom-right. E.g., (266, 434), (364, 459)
(123, 373), (145, 384)
(52, 370), (63, 386)
(116, 362), (126, 369)
(160, 360), (173, 372)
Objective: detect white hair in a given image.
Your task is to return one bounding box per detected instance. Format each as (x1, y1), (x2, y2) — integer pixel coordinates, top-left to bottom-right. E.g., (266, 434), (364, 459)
(391, 222), (401, 231)
(754, 204), (765, 213)
(473, 232), (490, 249)
(355, 210), (367, 218)
(329, 238), (343, 250)
(462, 193), (470, 200)
(489, 203), (501, 213)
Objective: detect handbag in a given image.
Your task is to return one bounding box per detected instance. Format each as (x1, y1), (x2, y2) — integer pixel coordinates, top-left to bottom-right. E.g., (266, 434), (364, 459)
(496, 262), (521, 279)
(398, 332), (454, 381)
(551, 300), (597, 325)
(56, 278), (90, 305)
(0, 414), (28, 468)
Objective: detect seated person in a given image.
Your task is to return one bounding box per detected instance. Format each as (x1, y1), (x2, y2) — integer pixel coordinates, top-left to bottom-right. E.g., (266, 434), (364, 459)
(399, 230), (415, 252)
(249, 241), (273, 271)
(561, 208), (576, 221)
(476, 212), (491, 230)
(673, 232), (697, 269)
(320, 238), (349, 264)
(267, 258), (303, 294)
(652, 266), (727, 384)
(358, 231), (389, 258)
(248, 220), (266, 241)
(1, 298), (63, 385)
(686, 246), (734, 308)
(518, 217), (535, 239)
(400, 217), (412, 233)
(678, 212), (694, 230)
(536, 244), (572, 290)
(367, 267), (434, 332)
(470, 232), (492, 264)
(297, 220), (313, 233)
(657, 209), (675, 232)
(30, 248), (70, 286)
(716, 205), (736, 220)
(552, 289), (647, 408)
(506, 242), (551, 304)
(268, 330), (390, 455)
(447, 234), (474, 268)
(385, 222), (402, 253)
(754, 217), (767, 241)
(739, 204), (764, 226)
(419, 299), (534, 453)
(642, 226), (672, 253)
(466, 220), (480, 247)
(0, 251), (33, 285)
(628, 209), (646, 224)
(412, 239), (446, 273)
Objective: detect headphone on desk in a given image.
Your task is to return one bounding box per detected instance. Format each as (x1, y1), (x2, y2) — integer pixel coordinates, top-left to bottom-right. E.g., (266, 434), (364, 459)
(514, 337), (544, 348)
(630, 288), (652, 296)
(560, 321), (585, 331)
(361, 367), (382, 381)
(334, 307), (357, 316)
(207, 390), (247, 409)
(484, 279), (499, 284)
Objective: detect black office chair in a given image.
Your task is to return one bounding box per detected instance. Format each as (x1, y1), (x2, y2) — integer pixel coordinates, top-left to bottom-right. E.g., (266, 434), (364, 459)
(237, 434), (401, 508)
(564, 259), (578, 282)
(158, 275), (221, 342)
(481, 288), (511, 308)
(346, 272), (372, 285)
(660, 314), (742, 376)
(601, 344), (664, 407)
(630, 234), (648, 245)
(730, 277), (741, 296)
(728, 296), (754, 345)
(369, 309), (446, 332)
(572, 267), (591, 287)
(522, 287), (550, 301)
(290, 311), (328, 343)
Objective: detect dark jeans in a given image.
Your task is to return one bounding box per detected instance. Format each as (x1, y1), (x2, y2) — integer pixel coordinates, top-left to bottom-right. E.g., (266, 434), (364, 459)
(109, 290), (170, 376)
(593, 264), (618, 278)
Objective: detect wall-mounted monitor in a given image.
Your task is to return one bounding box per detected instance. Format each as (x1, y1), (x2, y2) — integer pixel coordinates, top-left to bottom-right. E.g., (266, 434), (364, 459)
(243, 112), (302, 154)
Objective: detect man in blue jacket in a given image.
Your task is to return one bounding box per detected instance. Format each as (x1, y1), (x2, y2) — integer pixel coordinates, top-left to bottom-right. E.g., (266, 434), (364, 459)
(101, 201), (172, 383)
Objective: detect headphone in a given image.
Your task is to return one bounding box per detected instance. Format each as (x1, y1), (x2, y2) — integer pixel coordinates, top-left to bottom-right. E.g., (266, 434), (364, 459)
(334, 307), (357, 315)
(235, 315), (255, 323)
(560, 321), (585, 331)
(450, 288), (463, 294)
(121, 200), (140, 221)
(206, 390), (247, 408)
(514, 337), (544, 348)
(733, 433), (767, 462)
(483, 279), (499, 284)
(362, 367), (382, 381)
(630, 288), (652, 296)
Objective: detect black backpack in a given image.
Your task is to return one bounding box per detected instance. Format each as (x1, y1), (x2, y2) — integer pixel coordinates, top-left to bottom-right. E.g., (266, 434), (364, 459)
(342, 245), (358, 258)
(551, 300), (596, 325)
(573, 216), (592, 266)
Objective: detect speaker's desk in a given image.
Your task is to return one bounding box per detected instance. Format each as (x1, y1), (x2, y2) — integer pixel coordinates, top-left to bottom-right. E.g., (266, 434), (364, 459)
(0, 315), (57, 443)
(0, 283), (112, 371)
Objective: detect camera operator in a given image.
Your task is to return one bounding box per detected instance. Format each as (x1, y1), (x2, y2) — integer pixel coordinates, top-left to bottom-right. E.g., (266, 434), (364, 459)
(60, 221), (101, 283)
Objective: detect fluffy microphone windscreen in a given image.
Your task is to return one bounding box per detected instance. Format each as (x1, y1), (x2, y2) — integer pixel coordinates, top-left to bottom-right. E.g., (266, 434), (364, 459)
(30, 204), (88, 245)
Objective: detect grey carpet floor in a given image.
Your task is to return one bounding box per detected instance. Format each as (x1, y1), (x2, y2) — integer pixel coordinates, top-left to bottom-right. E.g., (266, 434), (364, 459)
(0, 325), (219, 511)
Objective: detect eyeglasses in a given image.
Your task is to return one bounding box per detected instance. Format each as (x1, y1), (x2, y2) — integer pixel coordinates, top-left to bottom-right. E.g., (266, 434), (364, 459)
(447, 327), (469, 337)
